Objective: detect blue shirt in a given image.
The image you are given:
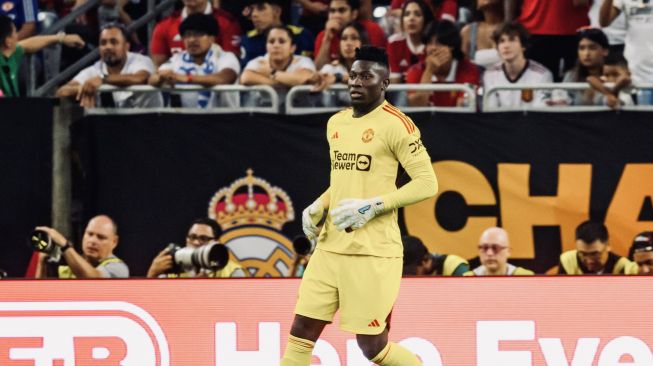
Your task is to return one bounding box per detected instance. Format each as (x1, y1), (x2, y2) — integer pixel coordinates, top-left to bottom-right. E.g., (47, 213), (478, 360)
(0, 0), (38, 29)
(240, 24), (314, 67)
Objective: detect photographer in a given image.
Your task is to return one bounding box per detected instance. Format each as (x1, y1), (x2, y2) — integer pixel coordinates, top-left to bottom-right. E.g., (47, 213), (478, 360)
(34, 215), (129, 279)
(146, 218), (245, 278)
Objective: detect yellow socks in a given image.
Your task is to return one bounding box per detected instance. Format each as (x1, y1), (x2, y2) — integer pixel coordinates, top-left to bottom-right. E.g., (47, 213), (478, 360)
(280, 335), (315, 366)
(371, 342), (422, 366)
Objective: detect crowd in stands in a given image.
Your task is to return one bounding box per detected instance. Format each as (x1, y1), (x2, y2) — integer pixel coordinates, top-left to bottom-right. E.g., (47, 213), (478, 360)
(1, 0), (653, 107)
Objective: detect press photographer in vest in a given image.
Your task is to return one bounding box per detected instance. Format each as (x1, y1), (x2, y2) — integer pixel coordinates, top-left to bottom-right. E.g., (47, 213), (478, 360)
(33, 215), (129, 278)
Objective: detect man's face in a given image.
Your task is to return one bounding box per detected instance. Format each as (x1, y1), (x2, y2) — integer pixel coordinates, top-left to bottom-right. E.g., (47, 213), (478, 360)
(186, 224), (215, 248)
(183, 31), (214, 57)
(478, 236), (510, 274)
(576, 239), (609, 273)
(634, 251), (653, 275)
(82, 217), (118, 262)
(348, 60), (388, 107)
(99, 28), (129, 68)
(497, 33), (524, 63)
(2, 24), (18, 52)
(250, 3), (278, 31)
(328, 0), (357, 29)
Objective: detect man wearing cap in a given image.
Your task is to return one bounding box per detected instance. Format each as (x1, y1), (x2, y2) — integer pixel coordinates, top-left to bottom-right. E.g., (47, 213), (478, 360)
(558, 220), (638, 275)
(629, 232), (653, 275)
(240, 0), (314, 66)
(150, 0), (241, 67)
(149, 13), (240, 108)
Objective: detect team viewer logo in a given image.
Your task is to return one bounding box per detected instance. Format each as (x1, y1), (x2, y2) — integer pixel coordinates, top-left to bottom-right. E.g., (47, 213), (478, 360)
(0, 301), (169, 365)
(208, 169), (296, 277)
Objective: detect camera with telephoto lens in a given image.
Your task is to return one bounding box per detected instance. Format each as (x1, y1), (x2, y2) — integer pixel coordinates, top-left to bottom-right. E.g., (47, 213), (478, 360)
(166, 242), (229, 273)
(293, 235), (315, 256)
(28, 229), (62, 263)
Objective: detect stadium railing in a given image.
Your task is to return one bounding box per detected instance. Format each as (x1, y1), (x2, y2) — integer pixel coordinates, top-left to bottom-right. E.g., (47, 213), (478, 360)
(285, 84), (478, 115)
(483, 82), (653, 112)
(87, 84), (279, 114)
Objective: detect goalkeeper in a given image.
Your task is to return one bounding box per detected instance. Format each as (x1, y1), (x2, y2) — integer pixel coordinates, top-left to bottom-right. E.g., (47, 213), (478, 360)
(281, 45), (438, 366)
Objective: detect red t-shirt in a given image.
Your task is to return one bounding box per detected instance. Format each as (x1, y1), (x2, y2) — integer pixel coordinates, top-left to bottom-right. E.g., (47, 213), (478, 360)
(517, 0), (590, 36)
(390, 0), (457, 21)
(387, 34), (425, 79)
(314, 19), (387, 62)
(151, 7), (242, 59)
(405, 59), (479, 106)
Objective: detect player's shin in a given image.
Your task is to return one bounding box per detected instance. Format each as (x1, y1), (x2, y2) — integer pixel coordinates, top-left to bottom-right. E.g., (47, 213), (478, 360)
(280, 335), (316, 366)
(370, 342), (422, 366)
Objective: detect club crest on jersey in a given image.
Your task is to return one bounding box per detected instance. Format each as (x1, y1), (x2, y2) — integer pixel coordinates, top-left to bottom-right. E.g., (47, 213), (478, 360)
(362, 128), (374, 143)
(208, 169), (296, 277)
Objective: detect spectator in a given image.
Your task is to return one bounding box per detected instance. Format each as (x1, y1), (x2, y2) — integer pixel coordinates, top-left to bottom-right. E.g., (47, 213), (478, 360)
(483, 21), (552, 109)
(240, 0), (314, 67)
(97, 0), (142, 49)
(1, 15), (84, 97)
(629, 232), (653, 275)
(505, 0), (590, 81)
(600, 0), (653, 105)
(150, 0), (241, 67)
(0, 0), (38, 39)
(57, 23), (161, 108)
(34, 215), (129, 279)
(241, 26), (315, 101)
(553, 28), (609, 106)
(406, 20), (480, 107)
(296, 0), (329, 36)
(558, 220), (638, 275)
(586, 52), (634, 108)
(390, 0), (457, 23)
(310, 22), (367, 94)
(589, 0), (625, 57)
(402, 235), (470, 276)
(466, 227), (534, 276)
(314, 0), (386, 70)
(460, 0), (502, 69)
(387, 0), (433, 83)
(149, 13), (240, 108)
(146, 218), (245, 278)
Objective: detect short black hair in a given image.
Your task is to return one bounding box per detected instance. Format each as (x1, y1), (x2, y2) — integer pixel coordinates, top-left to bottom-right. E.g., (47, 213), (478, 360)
(190, 218), (223, 239)
(402, 235), (428, 275)
(265, 25), (295, 45)
(179, 13), (220, 38)
(575, 221), (608, 244)
(100, 22), (131, 43)
(604, 52), (628, 68)
(492, 21), (530, 49)
(0, 15), (15, 47)
(354, 45), (388, 68)
(423, 20), (464, 60)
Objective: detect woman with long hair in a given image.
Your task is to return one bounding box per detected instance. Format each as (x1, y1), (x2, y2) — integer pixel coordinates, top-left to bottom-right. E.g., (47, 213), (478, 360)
(460, 0), (503, 69)
(387, 0), (434, 83)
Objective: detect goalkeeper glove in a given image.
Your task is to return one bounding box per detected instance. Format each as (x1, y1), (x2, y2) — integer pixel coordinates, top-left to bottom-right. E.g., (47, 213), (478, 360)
(302, 198), (325, 251)
(330, 197), (384, 231)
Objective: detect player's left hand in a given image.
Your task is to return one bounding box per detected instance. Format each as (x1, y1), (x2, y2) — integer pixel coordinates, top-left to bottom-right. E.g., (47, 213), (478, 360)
(330, 197), (384, 231)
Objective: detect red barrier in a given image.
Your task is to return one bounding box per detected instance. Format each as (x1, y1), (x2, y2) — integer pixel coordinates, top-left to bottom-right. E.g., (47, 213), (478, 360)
(0, 277), (651, 365)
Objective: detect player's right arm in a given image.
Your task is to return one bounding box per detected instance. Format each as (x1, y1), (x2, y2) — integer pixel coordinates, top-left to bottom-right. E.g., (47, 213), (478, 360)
(302, 188), (330, 251)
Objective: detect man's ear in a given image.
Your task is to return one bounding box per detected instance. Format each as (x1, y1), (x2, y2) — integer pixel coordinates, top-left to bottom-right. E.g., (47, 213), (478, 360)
(382, 77), (390, 90)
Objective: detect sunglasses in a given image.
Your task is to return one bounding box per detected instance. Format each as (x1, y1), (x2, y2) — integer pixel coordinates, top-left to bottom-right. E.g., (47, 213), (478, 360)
(478, 244), (508, 253)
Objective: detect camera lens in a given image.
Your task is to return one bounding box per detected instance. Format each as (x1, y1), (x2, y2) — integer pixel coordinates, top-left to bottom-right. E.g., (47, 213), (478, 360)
(29, 230), (53, 253)
(293, 235), (314, 256)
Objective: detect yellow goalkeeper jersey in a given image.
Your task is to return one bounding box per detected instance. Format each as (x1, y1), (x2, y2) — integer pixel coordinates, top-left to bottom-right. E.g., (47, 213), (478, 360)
(317, 101), (432, 258)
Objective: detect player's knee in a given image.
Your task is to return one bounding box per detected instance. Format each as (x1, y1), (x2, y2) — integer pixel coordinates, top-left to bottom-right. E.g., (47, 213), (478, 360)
(356, 336), (387, 360)
(290, 315), (327, 342)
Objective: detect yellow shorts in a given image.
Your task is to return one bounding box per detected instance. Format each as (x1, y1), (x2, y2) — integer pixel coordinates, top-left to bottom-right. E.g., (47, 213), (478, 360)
(294, 248), (402, 335)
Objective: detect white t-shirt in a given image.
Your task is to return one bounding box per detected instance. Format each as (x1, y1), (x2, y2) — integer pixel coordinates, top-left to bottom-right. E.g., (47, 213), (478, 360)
(589, 0), (626, 45)
(159, 44), (240, 108)
(613, 0), (653, 83)
(483, 59), (553, 109)
(244, 54), (316, 105)
(74, 52), (162, 108)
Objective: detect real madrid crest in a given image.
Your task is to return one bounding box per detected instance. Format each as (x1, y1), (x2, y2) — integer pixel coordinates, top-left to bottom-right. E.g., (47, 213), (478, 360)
(208, 169), (296, 277)
(362, 128), (374, 143)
